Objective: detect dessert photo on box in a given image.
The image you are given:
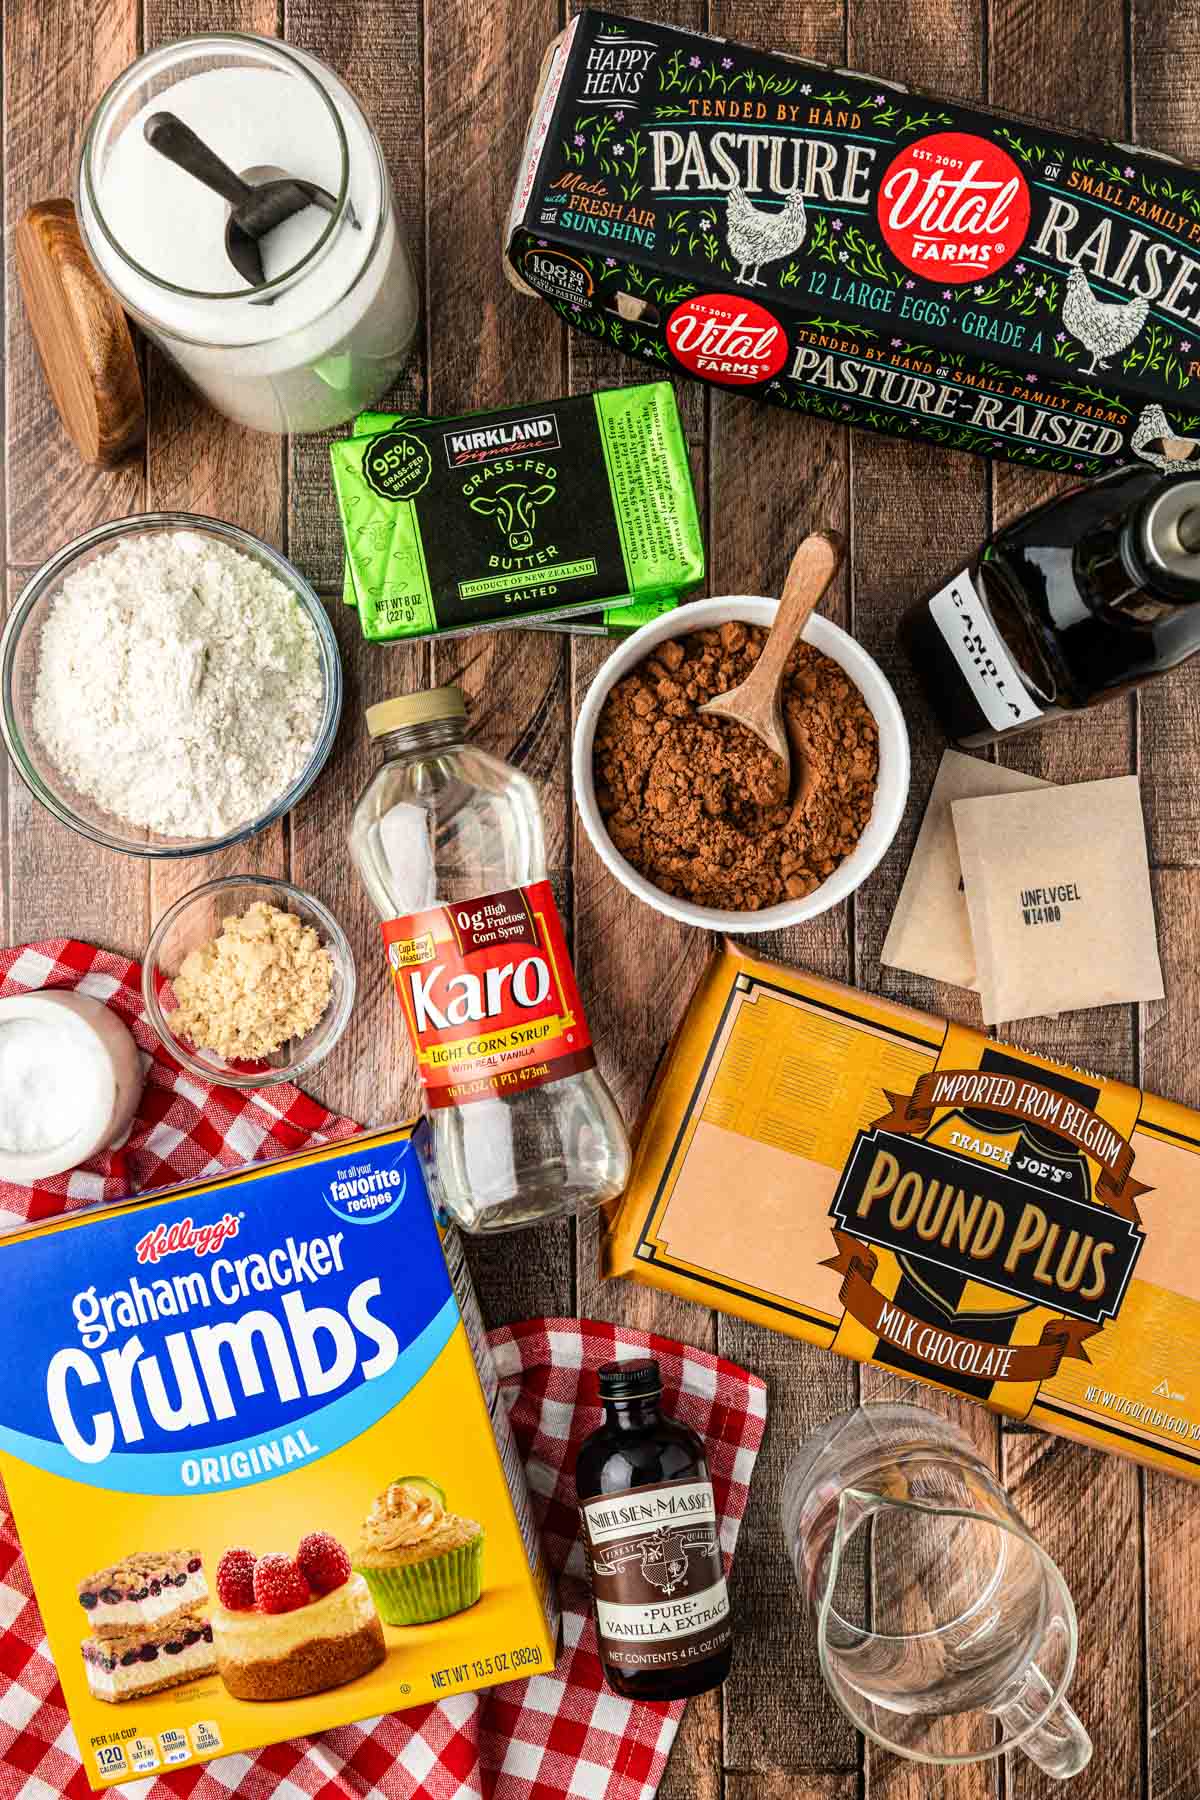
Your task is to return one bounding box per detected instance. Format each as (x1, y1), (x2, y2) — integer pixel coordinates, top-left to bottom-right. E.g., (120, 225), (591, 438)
(78, 1550), (215, 1704)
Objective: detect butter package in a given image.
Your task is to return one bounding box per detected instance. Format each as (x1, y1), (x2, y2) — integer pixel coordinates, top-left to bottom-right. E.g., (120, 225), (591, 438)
(508, 10), (1200, 476)
(331, 383), (703, 639)
(0, 1124), (558, 1789)
(603, 943), (1200, 1482)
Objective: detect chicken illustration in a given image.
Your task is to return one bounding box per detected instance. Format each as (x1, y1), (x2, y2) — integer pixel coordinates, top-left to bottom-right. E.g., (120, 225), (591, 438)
(593, 1525), (715, 1598)
(1062, 264), (1150, 374)
(724, 184), (807, 287)
(1131, 402), (1200, 472)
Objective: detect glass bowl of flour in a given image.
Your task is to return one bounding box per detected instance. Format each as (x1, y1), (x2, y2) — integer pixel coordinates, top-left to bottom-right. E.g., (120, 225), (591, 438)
(0, 513), (342, 856)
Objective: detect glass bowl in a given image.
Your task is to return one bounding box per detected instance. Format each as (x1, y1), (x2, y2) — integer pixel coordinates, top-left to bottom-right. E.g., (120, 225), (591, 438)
(0, 513), (342, 857)
(142, 875), (355, 1088)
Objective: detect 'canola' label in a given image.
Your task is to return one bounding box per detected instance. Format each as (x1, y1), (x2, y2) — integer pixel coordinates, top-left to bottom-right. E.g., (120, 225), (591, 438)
(382, 880), (596, 1106)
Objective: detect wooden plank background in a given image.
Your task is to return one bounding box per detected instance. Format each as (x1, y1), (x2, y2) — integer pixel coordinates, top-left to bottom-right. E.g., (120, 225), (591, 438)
(4, 0), (1200, 1795)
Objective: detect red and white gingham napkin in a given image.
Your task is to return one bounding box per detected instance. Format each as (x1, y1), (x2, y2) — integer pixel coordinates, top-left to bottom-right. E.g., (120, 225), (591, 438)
(0, 941), (769, 1800)
(0, 939), (359, 1233)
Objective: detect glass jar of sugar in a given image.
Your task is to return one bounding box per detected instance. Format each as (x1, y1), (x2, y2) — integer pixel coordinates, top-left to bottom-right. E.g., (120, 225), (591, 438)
(76, 35), (418, 435)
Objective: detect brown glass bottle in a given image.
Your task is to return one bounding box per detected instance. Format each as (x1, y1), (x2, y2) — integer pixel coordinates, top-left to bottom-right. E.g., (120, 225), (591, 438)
(901, 465), (1200, 748)
(575, 1358), (733, 1700)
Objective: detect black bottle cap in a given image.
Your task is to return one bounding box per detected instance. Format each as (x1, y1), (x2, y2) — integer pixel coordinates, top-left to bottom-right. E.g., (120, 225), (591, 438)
(598, 1358), (662, 1401)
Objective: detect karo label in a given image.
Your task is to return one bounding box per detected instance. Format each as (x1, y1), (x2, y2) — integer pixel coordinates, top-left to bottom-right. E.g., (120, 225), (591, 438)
(665, 293), (788, 385)
(878, 131), (1030, 283)
(382, 880), (596, 1106)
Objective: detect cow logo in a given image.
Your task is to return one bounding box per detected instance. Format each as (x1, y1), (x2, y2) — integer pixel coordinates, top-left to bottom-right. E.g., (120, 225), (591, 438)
(878, 132), (1030, 284)
(468, 478), (557, 552)
(362, 430), (433, 502)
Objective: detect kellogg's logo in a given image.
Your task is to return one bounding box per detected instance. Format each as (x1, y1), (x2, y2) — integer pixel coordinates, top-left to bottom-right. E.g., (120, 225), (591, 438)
(666, 293), (787, 386)
(878, 131), (1030, 284)
(134, 1212), (241, 1265)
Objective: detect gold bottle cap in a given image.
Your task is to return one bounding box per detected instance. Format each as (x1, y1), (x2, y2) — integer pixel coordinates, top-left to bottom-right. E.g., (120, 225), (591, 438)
(366, 686), (467, 738)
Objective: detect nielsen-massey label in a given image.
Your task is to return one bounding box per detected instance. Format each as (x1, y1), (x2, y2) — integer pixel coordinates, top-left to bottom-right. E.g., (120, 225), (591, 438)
(927, 569), (1046, 730)
(382, 881), (596, 1106)
(580, 1478), (731, 1672)
(604, 947), (1200, 1478)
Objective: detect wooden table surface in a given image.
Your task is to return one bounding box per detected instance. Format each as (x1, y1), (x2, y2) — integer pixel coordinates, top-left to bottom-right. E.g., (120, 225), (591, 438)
(6, 0), (1200, 1796)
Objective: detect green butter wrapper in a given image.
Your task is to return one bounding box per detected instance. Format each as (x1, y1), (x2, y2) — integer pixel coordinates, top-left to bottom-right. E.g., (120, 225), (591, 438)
(331, 383), (704, 640)
(356, 1538), (484, 1625)
(521, 596), (681, 635)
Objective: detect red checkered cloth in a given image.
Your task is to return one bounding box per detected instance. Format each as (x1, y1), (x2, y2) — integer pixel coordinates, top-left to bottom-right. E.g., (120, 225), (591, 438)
(0, 939), (359, 1233)
(2, 1319), (765, 1800)
(0, 943), (768, 1800)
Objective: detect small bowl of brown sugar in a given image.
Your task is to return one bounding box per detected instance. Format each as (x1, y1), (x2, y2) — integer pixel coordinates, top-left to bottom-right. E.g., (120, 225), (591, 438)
(574, 597), (909, 931)
(142, 875), (356, 1087)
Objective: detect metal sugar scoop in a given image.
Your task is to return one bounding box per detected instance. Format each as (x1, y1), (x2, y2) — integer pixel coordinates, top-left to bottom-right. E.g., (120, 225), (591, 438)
(144, 111), (357, 296)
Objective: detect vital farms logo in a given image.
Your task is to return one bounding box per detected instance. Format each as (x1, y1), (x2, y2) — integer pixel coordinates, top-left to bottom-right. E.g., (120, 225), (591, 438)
(135, 1213), (241, 1265)
(666, 293), (788, 385)
(825, 1061), (1146, 1397)
(878, 131), (1030, 283)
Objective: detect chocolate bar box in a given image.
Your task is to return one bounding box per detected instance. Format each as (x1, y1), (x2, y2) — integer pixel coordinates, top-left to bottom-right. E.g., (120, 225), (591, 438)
(507, 10), (1200, 475)
(603, 943), (1200, 1482)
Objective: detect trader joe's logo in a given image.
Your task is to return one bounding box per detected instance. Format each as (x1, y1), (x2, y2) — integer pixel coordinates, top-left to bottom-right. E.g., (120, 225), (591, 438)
(878, 132), (1030, 284)
(825, 1056), (1146, 1405)
(666, 293), (787, 385)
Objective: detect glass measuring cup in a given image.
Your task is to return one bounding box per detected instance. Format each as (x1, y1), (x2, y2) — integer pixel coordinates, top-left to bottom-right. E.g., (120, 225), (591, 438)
(781, 1403), (1092, 1779)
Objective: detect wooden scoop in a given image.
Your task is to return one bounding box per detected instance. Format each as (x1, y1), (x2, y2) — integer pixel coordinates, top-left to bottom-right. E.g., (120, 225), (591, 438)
(699, 531), (844, 800)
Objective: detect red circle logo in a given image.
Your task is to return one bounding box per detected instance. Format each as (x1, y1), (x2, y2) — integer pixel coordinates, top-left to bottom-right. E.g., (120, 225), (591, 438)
(877, 132), (1030, 285)
(665, 293), (788, 385)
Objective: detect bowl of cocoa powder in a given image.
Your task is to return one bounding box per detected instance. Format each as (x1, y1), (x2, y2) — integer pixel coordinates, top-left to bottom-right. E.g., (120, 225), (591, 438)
(574, 597), (909, 930)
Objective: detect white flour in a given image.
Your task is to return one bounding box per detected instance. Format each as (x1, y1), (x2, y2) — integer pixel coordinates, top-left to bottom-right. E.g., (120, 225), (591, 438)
(33, 530), (325, 838)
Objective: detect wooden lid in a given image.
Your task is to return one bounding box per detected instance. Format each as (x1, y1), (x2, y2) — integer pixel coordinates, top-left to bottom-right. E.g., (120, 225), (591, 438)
(15, 198), (144, 468)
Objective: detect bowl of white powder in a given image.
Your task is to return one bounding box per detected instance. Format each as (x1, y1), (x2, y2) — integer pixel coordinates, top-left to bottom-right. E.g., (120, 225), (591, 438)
(0, 514), (341, 855)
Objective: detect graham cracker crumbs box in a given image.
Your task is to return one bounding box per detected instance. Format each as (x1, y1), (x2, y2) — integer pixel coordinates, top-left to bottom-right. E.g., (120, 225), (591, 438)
(602, 943), (1200, 1481)
(0, 1124), (558, 1789)
(508, 9), (1200, 476)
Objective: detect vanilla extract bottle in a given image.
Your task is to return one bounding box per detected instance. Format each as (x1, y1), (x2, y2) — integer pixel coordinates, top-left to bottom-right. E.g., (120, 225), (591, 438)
(575, 1359), (733, 1701)
(902, 465), (1200, 747)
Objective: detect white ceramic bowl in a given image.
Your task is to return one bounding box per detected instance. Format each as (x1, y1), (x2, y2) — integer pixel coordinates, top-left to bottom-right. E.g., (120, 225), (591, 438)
(573, 597), (911, 932)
